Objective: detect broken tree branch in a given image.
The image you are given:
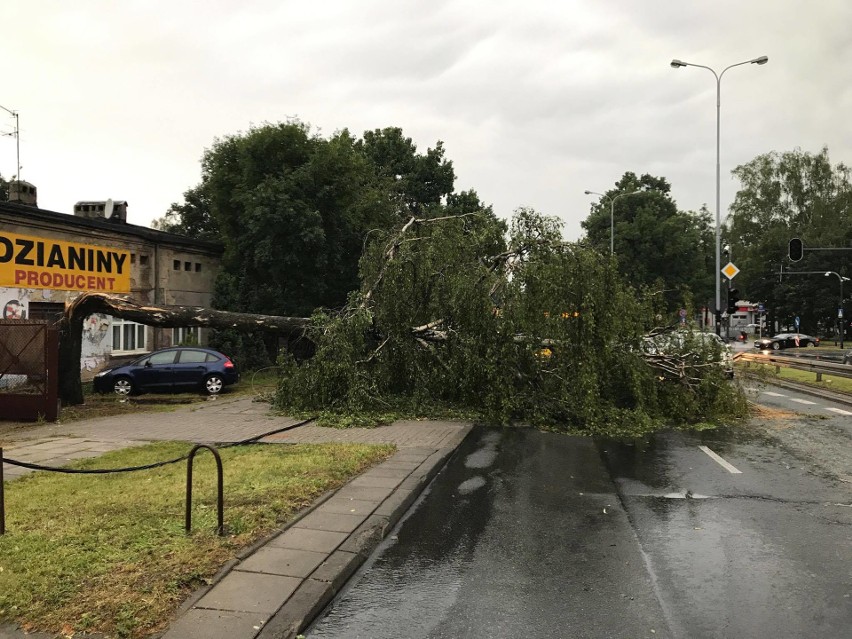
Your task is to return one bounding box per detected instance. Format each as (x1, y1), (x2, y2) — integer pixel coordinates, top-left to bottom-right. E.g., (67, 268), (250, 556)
(58, 293), (310, 406)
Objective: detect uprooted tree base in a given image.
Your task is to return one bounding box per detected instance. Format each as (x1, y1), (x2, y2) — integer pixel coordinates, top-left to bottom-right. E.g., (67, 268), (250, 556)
(274, 209), (747, 435)
(58, 293), (309, 405)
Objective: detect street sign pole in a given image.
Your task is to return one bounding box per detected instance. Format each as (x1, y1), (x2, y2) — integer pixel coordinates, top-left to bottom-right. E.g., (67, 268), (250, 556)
(721, 262), (739, 341)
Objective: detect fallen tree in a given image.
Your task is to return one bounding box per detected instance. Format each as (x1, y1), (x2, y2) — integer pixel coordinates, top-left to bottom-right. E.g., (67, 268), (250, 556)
(274, 208), (747, 434)
(59, 293), (309, 405)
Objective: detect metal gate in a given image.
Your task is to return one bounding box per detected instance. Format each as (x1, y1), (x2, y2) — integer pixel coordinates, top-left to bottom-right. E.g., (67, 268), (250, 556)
(0, 320), (59, 421)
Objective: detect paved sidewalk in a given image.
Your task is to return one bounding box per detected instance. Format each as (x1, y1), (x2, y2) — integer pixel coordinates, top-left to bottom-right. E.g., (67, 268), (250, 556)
(0, 398), (473, 639)
(1, 396), (300, 479)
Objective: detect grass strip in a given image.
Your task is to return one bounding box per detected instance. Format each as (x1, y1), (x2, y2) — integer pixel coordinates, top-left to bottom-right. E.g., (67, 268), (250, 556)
(0, 440), (394, 638)
(736, 361), (852, 394)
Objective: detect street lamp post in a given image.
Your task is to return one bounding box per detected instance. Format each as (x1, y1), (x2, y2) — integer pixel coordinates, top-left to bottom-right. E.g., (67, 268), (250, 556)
(671, 55), (768, 336)
(824, 271), (849, 349)
(0, 104), (20, 181)
(583, 190), (638, 255)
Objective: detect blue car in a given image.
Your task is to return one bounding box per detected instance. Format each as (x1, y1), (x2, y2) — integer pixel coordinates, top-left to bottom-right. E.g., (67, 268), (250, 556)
(93, 347), (240, 396)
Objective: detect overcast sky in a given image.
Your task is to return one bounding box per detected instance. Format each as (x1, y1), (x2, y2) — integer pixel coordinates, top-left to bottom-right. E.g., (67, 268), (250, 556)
(2, 1), (850, 240)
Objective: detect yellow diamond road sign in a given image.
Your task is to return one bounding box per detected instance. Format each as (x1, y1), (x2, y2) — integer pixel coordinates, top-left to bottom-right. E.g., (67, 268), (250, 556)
(722, 262), (739, 279)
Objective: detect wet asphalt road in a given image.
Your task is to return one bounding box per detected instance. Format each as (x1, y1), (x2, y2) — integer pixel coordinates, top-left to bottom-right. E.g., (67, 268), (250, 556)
(306, 389), (851, 639)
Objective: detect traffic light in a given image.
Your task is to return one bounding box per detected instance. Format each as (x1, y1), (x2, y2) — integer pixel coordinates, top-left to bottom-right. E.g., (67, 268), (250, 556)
(788, 237), (803, 262)
(727, 288), (739, 315)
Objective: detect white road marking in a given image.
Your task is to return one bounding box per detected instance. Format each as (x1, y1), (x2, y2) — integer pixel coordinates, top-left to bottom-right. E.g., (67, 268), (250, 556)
(826, 407), (852, 416)
(790, 398), (817, 405)
(763, 392), (786, 397)
(699, 445), (743, 474)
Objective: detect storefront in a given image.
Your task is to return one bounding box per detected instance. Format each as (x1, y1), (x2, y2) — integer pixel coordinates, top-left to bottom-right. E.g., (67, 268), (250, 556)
(1, 199), (222, 376)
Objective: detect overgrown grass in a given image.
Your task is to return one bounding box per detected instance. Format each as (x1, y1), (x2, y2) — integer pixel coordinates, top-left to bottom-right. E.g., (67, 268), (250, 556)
(0, 441), (394, 638)
(737, 361), (852, 394)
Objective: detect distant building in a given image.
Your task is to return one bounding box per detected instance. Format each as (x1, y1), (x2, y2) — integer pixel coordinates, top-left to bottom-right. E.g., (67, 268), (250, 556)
(1, 194), (223, 376)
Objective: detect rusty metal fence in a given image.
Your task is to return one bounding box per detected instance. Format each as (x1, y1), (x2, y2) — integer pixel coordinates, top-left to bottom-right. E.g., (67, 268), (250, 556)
(0, 320), (59, 421)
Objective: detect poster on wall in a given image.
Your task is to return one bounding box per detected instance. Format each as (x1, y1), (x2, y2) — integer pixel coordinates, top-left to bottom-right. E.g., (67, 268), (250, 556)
(0, 231), (130, 293)
(3, 298), (25, 319)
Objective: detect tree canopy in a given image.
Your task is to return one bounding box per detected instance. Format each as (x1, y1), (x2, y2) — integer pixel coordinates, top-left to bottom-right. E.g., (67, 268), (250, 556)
(725, 147), (852, 335)
(153, 121), (479, 365)
(154, 121), (466, 318)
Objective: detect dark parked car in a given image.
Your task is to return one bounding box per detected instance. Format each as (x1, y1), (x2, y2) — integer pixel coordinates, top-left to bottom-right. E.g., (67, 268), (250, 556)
(93, 347), (240, 396)
(754, 333), (820, 350)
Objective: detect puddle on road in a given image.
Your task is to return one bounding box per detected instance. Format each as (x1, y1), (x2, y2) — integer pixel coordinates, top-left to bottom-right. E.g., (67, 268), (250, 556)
(617, 478), (714, 500)
(464, 430), (500, 469)
(457, 476), (486, 494)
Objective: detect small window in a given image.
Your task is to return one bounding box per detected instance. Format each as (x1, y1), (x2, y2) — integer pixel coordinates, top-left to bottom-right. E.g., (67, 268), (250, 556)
(195, 263), (202, 272)
(140, 255), (149, 266)
(178, 350), (208, 364)
(173, 326), (199, 345)
(28, 302), (64, 323)
(184, 261), (191, 271)
(122, 323), (136, 351)
(130, 253), (136, 264)
(206, 353), (220, 363)
(174, 260), (181, 270)
(111, 317), (147, 353)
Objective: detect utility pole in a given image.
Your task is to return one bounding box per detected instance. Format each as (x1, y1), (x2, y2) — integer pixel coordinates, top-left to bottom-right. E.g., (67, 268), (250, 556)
(0, 105), (20, 181)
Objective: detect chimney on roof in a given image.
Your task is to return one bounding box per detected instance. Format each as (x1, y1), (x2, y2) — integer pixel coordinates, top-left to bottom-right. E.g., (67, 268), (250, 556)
(8, 180), (37, 207)
(74, 199), (128, 222)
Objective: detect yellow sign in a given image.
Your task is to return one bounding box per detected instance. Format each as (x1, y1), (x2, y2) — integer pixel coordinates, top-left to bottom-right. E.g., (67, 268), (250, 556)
(721, 262), (739, 280)
(0, 231), (130, 293)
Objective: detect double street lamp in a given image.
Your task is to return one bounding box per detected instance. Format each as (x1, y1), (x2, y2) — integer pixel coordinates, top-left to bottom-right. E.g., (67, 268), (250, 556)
(583, 189), (638, 255)
(0, 104), (20, 181)
(824, 271), (849, 349)
(670, 55), (768, 335)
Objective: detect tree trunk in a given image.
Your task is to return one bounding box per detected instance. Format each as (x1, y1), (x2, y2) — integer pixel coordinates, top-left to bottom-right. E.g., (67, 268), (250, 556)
(59, 293), (309, 406)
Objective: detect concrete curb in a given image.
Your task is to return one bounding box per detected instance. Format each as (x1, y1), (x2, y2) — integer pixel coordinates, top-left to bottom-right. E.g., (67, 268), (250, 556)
(159, 425), (472, 639)
(254, 444), (460, 639)
(170, 486), (343, 619)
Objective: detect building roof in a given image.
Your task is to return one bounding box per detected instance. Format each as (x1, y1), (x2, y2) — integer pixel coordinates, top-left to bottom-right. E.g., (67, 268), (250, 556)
(0, 200), (223, 254)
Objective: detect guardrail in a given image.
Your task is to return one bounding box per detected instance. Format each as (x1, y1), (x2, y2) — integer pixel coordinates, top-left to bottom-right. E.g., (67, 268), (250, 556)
(737, 352), (852, 382)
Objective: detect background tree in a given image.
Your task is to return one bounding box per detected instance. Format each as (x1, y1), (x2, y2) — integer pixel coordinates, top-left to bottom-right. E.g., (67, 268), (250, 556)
(153, 121), (462, 365)
(357, 127), (455, 218)
(725, 147), (852, 336)
(151, 185), (217, 240)
(581, 172), (714, 316)
(0, 174), (8, 201)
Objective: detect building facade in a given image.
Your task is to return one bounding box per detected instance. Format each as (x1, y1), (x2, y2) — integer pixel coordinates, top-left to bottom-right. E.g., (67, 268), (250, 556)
(1, 195), (223, 376)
